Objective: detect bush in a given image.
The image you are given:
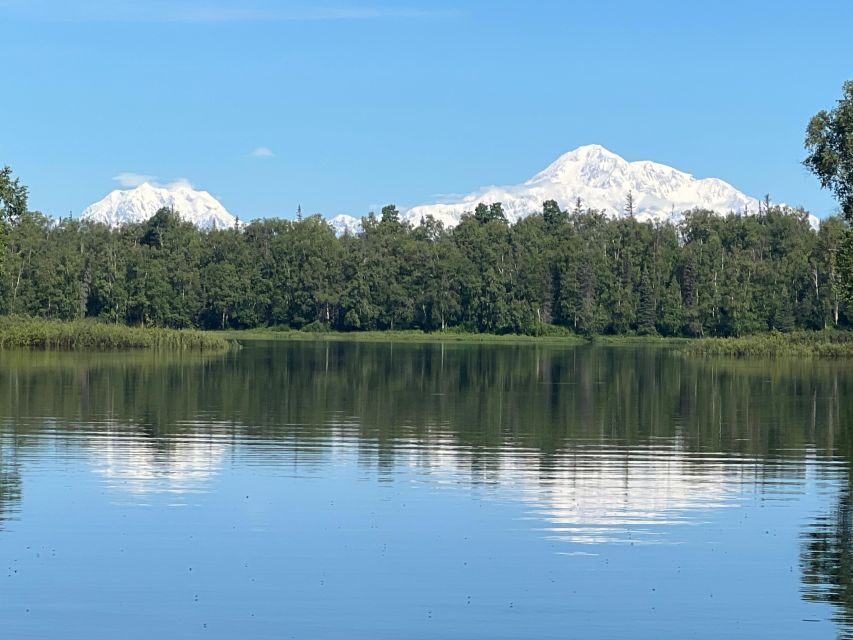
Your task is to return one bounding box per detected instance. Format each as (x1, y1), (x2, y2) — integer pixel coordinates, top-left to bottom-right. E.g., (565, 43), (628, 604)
(300, 320), (331, 333)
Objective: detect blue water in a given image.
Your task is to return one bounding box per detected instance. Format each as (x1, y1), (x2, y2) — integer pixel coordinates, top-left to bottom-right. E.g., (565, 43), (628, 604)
(0, 343), (849, 638)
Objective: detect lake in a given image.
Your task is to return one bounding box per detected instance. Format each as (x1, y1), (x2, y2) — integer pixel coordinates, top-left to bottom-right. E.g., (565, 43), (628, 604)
(0, 341), (851, 639)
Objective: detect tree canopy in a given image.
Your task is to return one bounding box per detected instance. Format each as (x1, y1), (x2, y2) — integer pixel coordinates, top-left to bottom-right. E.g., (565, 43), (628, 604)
(0, 202), (845, 336)
(805, 80), (853, 220)
(0, 166), (28, 221)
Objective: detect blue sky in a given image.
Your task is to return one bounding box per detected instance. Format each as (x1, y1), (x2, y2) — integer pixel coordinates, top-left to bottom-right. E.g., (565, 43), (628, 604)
(3, 0), (852, 220)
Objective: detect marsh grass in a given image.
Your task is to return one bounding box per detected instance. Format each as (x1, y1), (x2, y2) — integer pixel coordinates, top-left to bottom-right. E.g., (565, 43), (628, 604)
(0, 317), (230, 351)
(685, 330), (853, 358)
(219, 327), (587, 345)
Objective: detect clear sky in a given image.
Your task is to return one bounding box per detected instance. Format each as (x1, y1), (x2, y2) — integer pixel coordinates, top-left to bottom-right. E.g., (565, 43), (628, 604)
(3, 0), (852, 221)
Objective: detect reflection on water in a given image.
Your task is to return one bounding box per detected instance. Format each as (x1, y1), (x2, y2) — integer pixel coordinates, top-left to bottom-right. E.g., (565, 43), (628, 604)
(93, 429), (227, 495)
(503, 448), (738, 545)
(0, 343), (852, 638)
(802, 486), (853, 635)
(0, 432), (21, 529)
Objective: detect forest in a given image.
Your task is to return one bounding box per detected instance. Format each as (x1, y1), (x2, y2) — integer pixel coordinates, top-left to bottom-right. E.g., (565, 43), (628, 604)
(0, 198), (849, 337)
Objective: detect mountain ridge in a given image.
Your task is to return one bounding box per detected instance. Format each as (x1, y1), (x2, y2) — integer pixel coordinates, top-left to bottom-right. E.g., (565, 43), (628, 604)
(81, 146), (816, 232)
(400, 144), (765, 229)
(81, 182), (236, 230)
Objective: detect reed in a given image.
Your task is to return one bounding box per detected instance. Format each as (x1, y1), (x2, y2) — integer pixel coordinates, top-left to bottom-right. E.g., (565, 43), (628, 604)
(0, 317), (230, 351)
(218, 326), (587, 345)
(685, 330), (853, 358)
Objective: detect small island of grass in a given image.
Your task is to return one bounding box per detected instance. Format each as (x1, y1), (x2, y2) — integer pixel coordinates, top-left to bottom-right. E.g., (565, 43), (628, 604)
(0, 317), (230, 351)
(217, 325), (587, 345)
(684, 331), (853, 358)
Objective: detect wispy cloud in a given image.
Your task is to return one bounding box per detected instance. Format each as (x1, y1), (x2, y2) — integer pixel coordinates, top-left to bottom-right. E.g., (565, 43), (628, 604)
(5, 2), (458, 24)
(112, 173), (195, 190)
(112, 171), (156, 187)
(249, 146), (275, 158)
(165, 178), (195, 190)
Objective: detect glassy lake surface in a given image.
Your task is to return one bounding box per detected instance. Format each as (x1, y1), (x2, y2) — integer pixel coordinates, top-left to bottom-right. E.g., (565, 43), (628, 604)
(1, 341), (852, 639)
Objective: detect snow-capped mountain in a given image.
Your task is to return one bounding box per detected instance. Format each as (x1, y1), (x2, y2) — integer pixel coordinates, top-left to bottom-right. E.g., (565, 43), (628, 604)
(83, 146), (814, 235)
(403, 144), (764, 228)
(329, 213), (362, 236)
(81, 182), (237, 230)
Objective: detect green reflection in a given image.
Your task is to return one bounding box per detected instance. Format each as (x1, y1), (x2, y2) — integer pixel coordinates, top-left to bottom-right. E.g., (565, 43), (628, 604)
(0, 344), (849, 457)
(0, 437), (21, 530)
(801, 487), (853, 632)
(0, 342), (852, 625)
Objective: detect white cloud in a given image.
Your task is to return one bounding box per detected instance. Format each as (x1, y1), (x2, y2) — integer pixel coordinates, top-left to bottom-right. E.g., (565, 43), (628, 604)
(164, 178), (195, 190)
(111, 173), (195, 190)
(249, 146), (275, 158)
(112, 172), (156, 187)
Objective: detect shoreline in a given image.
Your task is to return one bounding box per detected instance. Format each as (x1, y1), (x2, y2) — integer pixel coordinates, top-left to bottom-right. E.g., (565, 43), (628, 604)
(215, 328), (588, 346)
(216, 328), (853, 357)
(2, 318), (851, 357)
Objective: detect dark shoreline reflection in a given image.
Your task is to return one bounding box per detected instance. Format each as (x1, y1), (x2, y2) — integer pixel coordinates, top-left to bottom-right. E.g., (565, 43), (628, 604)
(0, 342), (852, 636)
(802, 480), (853, 636)
(0, 433), (21, 530)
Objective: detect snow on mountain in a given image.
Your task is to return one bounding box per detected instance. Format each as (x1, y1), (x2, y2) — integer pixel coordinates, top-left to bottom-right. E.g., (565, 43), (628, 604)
(404, 144), (781, 228)
(81, 182), (237, 230)
(329, 213), (362, 236)
(83, 146), (816, 235)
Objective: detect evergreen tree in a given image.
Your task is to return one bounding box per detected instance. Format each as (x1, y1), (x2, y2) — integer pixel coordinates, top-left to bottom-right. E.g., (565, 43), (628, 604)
(637, 268), (657, 335)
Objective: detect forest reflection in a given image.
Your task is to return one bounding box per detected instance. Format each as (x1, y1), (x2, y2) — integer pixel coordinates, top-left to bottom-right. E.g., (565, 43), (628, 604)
(0, 342), (851, 626)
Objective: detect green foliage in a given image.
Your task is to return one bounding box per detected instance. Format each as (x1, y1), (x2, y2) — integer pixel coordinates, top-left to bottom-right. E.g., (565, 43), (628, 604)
(0, 316), (228, 350)
(805, 80), (853, 220)
(0, 166), (28, 221)
(686, 330), (853, 358)
(0, 166), (29, 298)
(0, 199), (848, 341)
(300, 320), (331, 333)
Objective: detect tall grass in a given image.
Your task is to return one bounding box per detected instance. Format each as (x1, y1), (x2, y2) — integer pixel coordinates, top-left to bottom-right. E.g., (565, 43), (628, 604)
(685, 330), (853, 358)
(218, 327), (587, 345)
(0, 317), (230, 351)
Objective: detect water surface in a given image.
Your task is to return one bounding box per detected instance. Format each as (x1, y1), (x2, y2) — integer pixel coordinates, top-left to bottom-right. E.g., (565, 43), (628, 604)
(0, 342), (851, 638)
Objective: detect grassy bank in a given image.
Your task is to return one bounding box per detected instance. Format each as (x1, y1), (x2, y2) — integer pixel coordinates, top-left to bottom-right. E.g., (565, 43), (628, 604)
(8, 318), (849, 356)
(221, 326), (853, 357)
(588, 335), (691, 346)
(685, 331), (853, 358)
(0, 317), (230, 351)
(218, 327), (588, 346)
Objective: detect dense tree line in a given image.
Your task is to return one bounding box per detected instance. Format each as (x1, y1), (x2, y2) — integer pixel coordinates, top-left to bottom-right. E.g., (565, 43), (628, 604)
(0, 200), (848, 336)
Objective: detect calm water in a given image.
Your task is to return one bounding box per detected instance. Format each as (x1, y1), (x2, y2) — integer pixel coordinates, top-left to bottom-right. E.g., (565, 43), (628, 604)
(0, 341), (852, 639)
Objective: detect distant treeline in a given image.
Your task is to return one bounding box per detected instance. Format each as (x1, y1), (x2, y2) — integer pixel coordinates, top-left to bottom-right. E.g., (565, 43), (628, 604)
(1, 201), (850, 336)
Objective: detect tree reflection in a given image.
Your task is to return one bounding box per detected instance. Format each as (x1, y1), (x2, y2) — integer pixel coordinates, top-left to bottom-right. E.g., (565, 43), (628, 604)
(0, 438), (21, 530)
(801, 481), (853, 636)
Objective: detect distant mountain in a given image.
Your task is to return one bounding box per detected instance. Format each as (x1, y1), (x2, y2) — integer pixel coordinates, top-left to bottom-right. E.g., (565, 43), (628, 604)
(329, 213), (363, 236)
(81, 182), (236, 230)
(82, 146), (814, 235)
(403, 144), (769, 228)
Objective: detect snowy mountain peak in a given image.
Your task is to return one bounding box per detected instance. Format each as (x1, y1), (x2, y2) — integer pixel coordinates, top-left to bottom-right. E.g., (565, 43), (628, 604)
(527, 144), (630, 189)
(329, 213), (362, 236)
(81, 182), (237, 230)
(403, 145), (775, 229)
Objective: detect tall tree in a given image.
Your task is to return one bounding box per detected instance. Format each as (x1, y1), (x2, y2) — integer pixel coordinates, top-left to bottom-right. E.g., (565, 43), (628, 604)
(804, 80), (853, 219)
(0, 166), (28, 221)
